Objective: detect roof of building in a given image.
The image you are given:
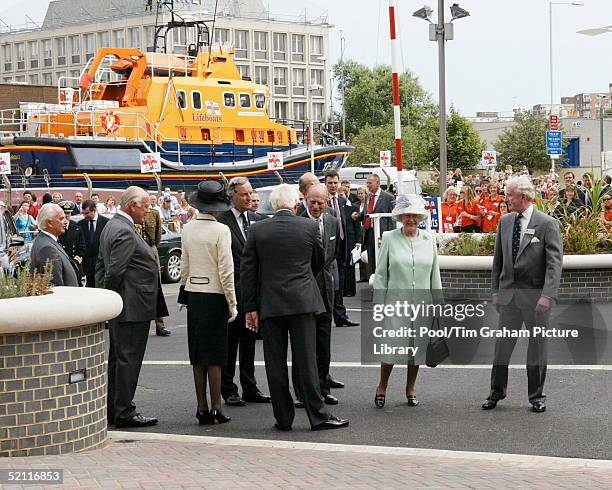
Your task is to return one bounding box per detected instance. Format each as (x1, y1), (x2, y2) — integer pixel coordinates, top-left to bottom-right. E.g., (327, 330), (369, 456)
(42, 0), (267, 29)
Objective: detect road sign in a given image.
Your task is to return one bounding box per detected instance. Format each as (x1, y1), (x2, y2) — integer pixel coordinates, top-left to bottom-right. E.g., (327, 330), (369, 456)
(546, 131), (563, 155)
(267, 152), (284, 170)
(418, 197), (441, 232)
(379, 150), (391, 167)
(140, 152), (161, 173)
(0, 153), (11, 175)
(549, 115), (559, 131)
(481, 150), (497, 166)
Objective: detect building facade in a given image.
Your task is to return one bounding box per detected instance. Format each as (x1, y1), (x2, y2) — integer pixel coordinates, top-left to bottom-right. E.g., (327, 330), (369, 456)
(573, 92), (612, 119)
(0, 0), (331, 123)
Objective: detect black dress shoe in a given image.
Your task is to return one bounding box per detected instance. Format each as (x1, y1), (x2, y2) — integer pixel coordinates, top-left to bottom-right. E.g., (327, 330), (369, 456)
(407, 396), (419, 407)
(311, 416), (349, 431)
(225, 394), (246, 407)
(115, 414), (158, 428)
(531, 401), (546, 413)
(294, 399), (305, 408)
(156, 328), (171, 337)
(243, 392), (271, 403)
(196, 410), (214, 425)
(374, 393), (385, 409)
(328, 378), (345, 389)
(344, 292), (356, 297)
(274, 422), (292, 431)
(336, 320), (359, 327)
(211, 409), (231, 424)
(324, 394), (339, 405)
(481, 398), (499, 410)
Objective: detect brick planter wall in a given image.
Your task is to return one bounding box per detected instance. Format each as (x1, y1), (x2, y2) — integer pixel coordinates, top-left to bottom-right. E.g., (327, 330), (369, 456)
(0, 323), (107, 457)
(441, 268), (612, 302)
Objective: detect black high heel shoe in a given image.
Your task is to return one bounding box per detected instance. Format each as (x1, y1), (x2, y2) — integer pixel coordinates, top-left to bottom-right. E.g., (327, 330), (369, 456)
(407, 395), (419, 407)
(210, 409), (231, 424)
(374, 392), (386, 409)
(196, 410), (214, 425)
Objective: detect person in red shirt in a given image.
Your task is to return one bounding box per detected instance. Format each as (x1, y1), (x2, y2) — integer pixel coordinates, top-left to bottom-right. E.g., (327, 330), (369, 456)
(441, 186), (459, 233)
(601, 192), (612, 230)
(481, 183), (504, 233)
(455, 186), (481, 232)
(23, 191), (41, 219)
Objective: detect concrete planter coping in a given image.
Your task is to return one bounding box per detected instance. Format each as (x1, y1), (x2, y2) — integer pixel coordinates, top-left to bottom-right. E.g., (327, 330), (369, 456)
(439, 254), (612, 271)
(0, 286), (123, 334)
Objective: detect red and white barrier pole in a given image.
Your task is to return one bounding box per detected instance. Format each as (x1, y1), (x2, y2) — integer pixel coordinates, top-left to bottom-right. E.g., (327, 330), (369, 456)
(388, 0), (404, 195)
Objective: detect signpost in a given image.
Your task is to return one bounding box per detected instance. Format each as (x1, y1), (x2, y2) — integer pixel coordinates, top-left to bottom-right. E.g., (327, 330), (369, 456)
(140, 152), (162, 173)
(267, 152), (284, 170)
(379, 150), (391, 167)
(0, 152), (11, 175)
(418, 197), (441, 232)
(546, 130), (562, 172)
(549, 114), (559, 131)
(482, 150), (497, 166)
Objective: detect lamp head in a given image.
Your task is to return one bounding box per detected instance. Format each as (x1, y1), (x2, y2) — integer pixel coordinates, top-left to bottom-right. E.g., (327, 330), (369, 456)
(412, 5), (433, 22)
(450, 3), (470, 20)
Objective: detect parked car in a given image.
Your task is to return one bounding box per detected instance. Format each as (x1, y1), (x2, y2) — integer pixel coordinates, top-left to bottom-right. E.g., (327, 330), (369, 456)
(0, 208), (30, 276)
(338, 165), (422, 194)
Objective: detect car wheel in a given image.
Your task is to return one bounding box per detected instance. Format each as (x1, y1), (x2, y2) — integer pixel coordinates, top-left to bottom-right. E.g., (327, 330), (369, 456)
(162, 251), (181, 283)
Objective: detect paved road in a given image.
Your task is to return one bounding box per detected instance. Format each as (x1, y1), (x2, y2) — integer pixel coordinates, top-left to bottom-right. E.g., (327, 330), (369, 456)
(114, 283), (612, 461)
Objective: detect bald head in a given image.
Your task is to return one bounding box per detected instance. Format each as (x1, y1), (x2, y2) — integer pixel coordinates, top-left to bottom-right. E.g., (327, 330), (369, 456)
(299, 172), (319, 195)
(306, 183), (328, 219)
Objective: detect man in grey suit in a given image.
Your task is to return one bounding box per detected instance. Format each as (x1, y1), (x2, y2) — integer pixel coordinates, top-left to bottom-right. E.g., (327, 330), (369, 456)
(295, 184), (341, 406)
(30, 203), (79, 287)
(483, 176), (563, 413)
(95, 186), (159, 428)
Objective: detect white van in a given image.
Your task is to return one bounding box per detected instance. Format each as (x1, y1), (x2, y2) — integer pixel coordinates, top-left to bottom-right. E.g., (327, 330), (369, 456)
(338, 165), (422, 194)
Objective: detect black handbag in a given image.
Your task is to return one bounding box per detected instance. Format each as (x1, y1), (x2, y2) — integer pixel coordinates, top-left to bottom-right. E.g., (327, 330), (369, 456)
(426, 318), (450, 368)
(178, 285), (189, 305)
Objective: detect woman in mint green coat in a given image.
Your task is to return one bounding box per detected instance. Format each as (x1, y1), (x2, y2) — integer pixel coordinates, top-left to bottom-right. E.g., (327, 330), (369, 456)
(373, 194), (442, 408)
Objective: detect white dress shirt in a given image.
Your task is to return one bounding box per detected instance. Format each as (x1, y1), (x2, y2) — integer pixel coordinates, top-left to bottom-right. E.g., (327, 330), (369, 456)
(231, 207), (249, 240)
(41, 230), (58, 242)
(117, 209), (134, 226)
(516, 203), (534, 241)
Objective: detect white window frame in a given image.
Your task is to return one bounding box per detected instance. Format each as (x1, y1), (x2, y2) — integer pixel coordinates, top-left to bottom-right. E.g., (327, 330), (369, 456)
(214, 28), (229, 45)
(310, 69), (324, 97)
(309, 35), (323, 63)
(273, 67), (287, 96)
(293, 102), (306, 121)
(113, 29), (125, 48)
(16, 43), (25, 70)
(97, 32), (110, 49)
(254, 66), (268, 86)
(273, 32), (286, 61)
(128, 27), (141, 49)
(84, 34), (94, 59)
(253, 31), (268, 60)
(292, 68), (305, 96)
(274, 101), (288, 120)
(234, 30), (249, 59)
(69, 35), (80, 64)
(291, 34), (305, 63)
(42, 39), (52, 67)
(29, 41), (38, 69)
(55, 38), (66, 66)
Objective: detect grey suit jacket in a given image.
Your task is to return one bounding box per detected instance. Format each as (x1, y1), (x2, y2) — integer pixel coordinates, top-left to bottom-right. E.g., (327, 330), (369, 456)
(31, 232), (79, 287)
(491, 207), (563, 305)
(95, 214), (159, 323)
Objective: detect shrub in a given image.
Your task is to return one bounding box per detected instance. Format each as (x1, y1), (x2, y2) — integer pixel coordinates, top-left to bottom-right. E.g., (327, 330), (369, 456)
(0, 262), (53, 299)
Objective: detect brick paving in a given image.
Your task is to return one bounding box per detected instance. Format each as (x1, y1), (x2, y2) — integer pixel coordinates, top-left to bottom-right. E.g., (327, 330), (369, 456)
(0, 432), (610, 489)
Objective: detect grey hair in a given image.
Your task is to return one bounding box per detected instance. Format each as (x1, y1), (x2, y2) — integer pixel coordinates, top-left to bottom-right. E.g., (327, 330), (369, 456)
(228, 176), (250, 196)
(506, 175), (536, 201)
(306, 183), (328, 199)
(119, 186), (148, 209)
(37, 203), (63, 230)
(269, 184), (299, 211)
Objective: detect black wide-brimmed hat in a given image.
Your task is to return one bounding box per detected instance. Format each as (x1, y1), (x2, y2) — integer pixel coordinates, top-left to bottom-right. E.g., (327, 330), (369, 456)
(188, 180), (230, 212)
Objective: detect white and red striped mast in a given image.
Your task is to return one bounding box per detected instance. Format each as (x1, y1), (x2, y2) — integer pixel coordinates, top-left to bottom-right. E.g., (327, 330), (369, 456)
(388, 0), (404, 195)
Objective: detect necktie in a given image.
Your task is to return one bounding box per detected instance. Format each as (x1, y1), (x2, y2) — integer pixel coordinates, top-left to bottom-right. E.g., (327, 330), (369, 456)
(88, 219), (95, 243)
(241, 212), (250, 238)
(318, 217), (324, 244)
(512, 213), (523, 263)
(331, 196), (345, 240)
(363, 194), (376, 230)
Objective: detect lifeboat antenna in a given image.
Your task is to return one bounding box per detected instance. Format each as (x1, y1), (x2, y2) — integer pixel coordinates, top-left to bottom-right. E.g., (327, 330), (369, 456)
(206, 0), (220, 70)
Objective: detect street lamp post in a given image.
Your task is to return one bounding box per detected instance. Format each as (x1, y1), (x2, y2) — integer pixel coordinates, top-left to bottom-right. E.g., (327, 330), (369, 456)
(413, 2), (470, 196)
(339, 29), (346, 142)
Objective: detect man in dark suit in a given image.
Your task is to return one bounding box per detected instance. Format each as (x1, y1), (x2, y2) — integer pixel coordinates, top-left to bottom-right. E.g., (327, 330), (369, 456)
(73, 192), (84, 214)
(295, 184), (341, 406)
(324, 170), (359, 328)
(30, 203), (79, 287)
(78, 199), (109, 288)
(483, 176), (563, 414)
(58, 201), (86, 283)
(96, 186), (159, 428)
(241, 184), (349, 431)
(355, 174), (395, 279)
(217, 176), (270, 407)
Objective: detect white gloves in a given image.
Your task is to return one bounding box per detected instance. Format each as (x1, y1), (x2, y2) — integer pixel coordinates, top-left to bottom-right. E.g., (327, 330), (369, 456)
(228, 305), (238, 323)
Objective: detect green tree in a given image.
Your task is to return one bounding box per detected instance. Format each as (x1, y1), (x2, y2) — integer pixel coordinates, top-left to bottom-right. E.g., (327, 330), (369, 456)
(494, 111), (552, 171)
(446, 109), (486, 170)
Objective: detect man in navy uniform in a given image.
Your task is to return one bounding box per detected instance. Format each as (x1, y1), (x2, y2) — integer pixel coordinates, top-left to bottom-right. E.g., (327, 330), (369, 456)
(58, 201), (86, 283)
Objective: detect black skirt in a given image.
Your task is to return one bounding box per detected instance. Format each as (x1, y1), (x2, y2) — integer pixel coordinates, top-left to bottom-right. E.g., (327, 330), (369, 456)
(187, 292), (229, 366)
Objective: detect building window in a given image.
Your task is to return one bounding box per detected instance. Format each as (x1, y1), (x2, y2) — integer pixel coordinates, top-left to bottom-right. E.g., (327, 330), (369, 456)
(29, 73), (39, 85)
(15, 75), (25, 83)
(69, 36), (80, 64)
(254, 66), (268, 85)
(173, 26), (187, 51)
(3, 44), (12, 72)
(293, 102), (306, 121)
(214, 28), (229, 45)
(16, 43), (25, 70)
(84, 34), (94, 59)
(98, 31), (110, 49)
(310, 35), (323, 63)
(113, 29), (125, 48)
(274, 101), (288, 120)
(192, 91), (202, 110)
(312, 102), (324, 122)
(42, 72), (53, 85)
(223, 92), (235, 108)
(291, 34), (305, 62)
(42, 39), (52, 67)
(310, 69), (323, 96)
(273, 32), (286, 61)
(3, 77), (12, 83)
(70, 69), (80, 79)
(144, 26), (155, 51)
(29, 41), (39, 68)
(253, 31), (268, 60)
(239, 93), (251, 108)
(128, 27), (141, 49)
(234, 30), (248, 59)
(273, 67), (287, 96)
(56, 71), (67, 84)
(292, 68), (305, 96)
(176, 90), (186, 109)
(237, 65), (250, 80)
(56, 38), (66, 65)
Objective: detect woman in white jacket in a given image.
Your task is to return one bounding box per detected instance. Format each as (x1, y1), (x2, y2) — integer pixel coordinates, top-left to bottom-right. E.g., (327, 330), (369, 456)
(180, 181), (237, 425)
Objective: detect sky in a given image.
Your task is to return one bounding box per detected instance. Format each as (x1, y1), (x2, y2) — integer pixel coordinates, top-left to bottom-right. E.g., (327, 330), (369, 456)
(1, 0), (610, 116)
